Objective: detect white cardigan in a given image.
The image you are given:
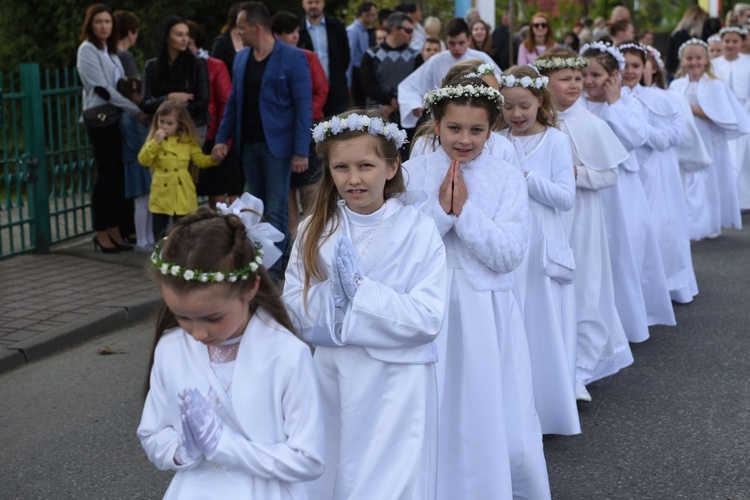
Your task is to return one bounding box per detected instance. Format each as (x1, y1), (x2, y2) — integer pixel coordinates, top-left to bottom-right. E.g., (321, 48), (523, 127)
(76, 40), (139, 115)
(404, 148), (529, 291)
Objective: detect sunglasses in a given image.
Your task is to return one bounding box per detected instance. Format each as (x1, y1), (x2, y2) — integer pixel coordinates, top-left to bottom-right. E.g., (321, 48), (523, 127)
(399, 26), (414, 34)
(533, 23), (548, 28)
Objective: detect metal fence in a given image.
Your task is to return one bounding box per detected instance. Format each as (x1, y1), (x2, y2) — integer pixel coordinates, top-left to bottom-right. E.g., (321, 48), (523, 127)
(0, 63), (94, 259)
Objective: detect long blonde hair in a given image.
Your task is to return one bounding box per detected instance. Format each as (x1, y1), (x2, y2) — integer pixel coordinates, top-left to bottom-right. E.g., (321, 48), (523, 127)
(496, 65), (557, 130)
(299, 108), (405, 307)
(146, 100), (201, 144)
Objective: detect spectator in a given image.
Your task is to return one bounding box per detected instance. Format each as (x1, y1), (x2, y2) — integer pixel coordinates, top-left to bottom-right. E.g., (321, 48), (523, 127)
(517, 12), (556, 64)
(114, 10), (140, 77)
(271, 10), (329, 236)
(347, 2), (378, 107)
(470, 20), (495, 57)
(423, 15), (447, 51)
(491, 11), (512, 68)
(186, 20), (242, 209)
(579, 16), (594, 44)
(421, 36), (442, 61)
(213, 2), (312, 280)
(702, 17), (722, 40)
(77, 3), (144, 252)
(608, 19), (634, 46)
(561, 31), (580, 52)
(666, 6), (707, 79)
(378, 8), (393, 28)
(141, 16), (209, 138)
(375, 26), (388, 45)
(211, 3), (244, 80)
(610, 5), (632, 23)
(729, 3), (750, 25)
(592, 16), (608, 40)
(360, 11), (421, 147)
(395, 3), (427, 52)
(298, 0), (351, 115)
(638, 29), (654, 46)
(465, 8), (481, 26)
(397, 17), (496, 128)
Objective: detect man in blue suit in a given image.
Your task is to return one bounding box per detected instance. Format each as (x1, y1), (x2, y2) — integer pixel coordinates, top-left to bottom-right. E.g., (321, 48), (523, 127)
(213, 1), (312, 279)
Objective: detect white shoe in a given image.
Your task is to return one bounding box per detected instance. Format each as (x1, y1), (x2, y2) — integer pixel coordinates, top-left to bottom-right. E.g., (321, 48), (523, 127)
(576, 383), (592, 402)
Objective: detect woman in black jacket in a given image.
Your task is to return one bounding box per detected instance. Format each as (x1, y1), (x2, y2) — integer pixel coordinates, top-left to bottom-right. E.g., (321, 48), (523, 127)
(141, 15), (209, 134)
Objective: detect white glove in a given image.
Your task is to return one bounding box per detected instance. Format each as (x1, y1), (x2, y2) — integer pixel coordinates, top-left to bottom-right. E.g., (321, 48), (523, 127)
(335, 237), (364, 301)
(183, 388), (224, 458)
(331, 250), (348, 308)
(174, 390), (203, 465)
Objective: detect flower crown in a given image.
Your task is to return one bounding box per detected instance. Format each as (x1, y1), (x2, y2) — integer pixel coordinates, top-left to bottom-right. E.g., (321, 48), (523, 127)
(618, 42), (647, 54)
(423, 84), (504, 109)
(533, 56), (589, 72)
(644, 45), (665, 70)
(708, 34), (722, 44)
(498, 74), (549, 89)
(678, 38), (709, 58)
(312, 113), (408, 148)
(580, 42), (626, 70)
(464, 62), (496, 78)
(719, 26), (747, 38)
(151, 193), (284, 283)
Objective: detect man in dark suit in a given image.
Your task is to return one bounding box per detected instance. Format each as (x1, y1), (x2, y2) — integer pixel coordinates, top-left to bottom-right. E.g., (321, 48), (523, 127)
(212, 1), (312, 279)
(491, 11), (512, 70)
(298, 0), (351, 116)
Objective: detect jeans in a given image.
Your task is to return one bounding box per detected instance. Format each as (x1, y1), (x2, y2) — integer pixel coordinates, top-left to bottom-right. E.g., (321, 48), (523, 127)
(241, 142), (291, 279)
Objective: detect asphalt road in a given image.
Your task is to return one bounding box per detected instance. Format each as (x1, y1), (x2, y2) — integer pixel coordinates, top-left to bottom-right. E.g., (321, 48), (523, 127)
(1, 217), (749, 499)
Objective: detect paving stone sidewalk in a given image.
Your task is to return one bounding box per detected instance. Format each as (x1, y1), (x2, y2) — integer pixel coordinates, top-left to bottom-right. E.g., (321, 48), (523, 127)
(0, 240), (161, 373)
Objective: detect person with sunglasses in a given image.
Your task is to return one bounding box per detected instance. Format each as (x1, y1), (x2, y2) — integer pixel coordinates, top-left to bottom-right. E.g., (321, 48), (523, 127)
(359, 12), (422, 157)
(517, 13), (558, 65)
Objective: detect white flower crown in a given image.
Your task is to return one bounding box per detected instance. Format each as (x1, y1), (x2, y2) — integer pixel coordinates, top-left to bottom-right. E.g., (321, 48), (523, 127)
(533, 56), (589, 72)
(424, 83), (505, 109)
(678, 38), (709, 58)
(644, 45), (665, 71)
(498, 74), (549, 89)
(708, 34), (722, 44)
(311, 113), (408, 148)
(618, 42), (647, 54)
(580, 42), (626, 70)
(719, 26), (747, 38)
(150, 193), (284, 283)
(464, 62), (497, 78)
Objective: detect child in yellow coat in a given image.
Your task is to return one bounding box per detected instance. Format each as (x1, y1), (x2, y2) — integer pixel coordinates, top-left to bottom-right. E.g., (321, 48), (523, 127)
(138, 100), (219, 239)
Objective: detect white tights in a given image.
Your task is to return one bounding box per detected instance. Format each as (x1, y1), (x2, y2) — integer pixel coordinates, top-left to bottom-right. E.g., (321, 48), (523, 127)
(135, 195), (153, 247)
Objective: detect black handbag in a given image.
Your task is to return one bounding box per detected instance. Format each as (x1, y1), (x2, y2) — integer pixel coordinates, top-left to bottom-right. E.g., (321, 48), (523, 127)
(83, 103), (121, 128)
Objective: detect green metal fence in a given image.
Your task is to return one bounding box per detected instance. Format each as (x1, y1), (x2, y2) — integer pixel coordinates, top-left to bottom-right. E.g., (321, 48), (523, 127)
(0, 63), (94, 259)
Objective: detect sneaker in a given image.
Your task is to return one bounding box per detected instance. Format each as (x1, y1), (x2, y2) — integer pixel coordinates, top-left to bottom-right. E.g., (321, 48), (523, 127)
(576, 383), (592, 402)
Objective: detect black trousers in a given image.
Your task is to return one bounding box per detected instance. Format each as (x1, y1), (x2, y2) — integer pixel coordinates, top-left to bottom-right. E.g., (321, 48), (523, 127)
(85, 121), (133, 232)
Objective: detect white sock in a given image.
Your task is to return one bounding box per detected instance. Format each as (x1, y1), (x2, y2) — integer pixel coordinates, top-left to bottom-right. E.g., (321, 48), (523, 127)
(135, 195), (152, 247)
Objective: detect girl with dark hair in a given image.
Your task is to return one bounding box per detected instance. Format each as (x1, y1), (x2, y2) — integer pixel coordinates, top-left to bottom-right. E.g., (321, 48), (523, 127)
(211, 2), (244, 78)
(77, 3), (145, 252)
(141, 15), (209, 135)
(405, 79), (550, 499)
(283, 109), (447, 499)
(619, 41), (698, 302)
(138, 200), (325, 498)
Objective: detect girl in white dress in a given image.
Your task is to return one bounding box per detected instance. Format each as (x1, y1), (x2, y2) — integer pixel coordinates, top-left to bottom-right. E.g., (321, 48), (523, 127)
(580, 42), (676, 332)
(495, 66), (580, 434)
(536, 47), (633, 402)
(670, 38), (750, 235)
(405, 78), (550, 500)
(283, 109), (448, 500)
(138, 200), (325, 500)
(618, 42), (698, 303)
(409, 60), (521, 167)
(712, 27), (750, 209)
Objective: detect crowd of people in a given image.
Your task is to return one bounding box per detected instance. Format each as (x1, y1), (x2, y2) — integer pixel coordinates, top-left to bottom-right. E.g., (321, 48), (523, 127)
(75, 1), (750, 498)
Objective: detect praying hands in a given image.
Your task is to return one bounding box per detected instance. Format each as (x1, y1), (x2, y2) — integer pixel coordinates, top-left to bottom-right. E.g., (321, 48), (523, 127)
(439, 159), (468, 216)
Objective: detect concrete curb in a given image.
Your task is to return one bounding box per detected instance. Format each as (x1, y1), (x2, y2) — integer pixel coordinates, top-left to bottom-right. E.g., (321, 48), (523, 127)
(0, 294), (162, 375)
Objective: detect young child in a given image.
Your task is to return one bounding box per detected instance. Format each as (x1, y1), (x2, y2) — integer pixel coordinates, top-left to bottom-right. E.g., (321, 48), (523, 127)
(496, 65), (580, 435)
(618, 41), (698, 303)
(711, 27), (750, 209)
(410, 60), (521, 168)
(708, 34), (723, 59)
(137, 100), (219, 240)
(669, 38), (750, 237)
(535, 47), (633, 402)
(405, 78), (550, 499)
(137, 201), (325, 498)
(421, 36), (442, 61)
(117, 77), (153, 253)
(580, 42), (676, 332)
(283, 109), (448, 499)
